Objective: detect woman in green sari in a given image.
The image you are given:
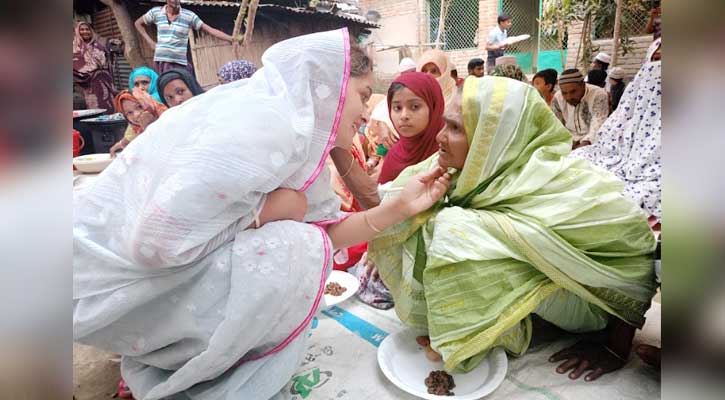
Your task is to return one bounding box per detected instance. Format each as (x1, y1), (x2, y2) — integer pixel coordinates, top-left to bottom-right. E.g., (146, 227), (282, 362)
(369, 76), (657, 381)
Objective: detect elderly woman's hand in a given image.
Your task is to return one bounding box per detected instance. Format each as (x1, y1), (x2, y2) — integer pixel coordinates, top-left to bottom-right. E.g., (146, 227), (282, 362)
(395, 166), (452, 218)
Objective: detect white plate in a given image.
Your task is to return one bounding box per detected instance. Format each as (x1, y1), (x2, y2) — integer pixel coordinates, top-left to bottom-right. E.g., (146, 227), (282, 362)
(323, 270), (360, 308)
(73, 108), (107, 118)
(504, 34), (531, 45)
(378, 330), (507, 400)
(73, 153), (113, 174)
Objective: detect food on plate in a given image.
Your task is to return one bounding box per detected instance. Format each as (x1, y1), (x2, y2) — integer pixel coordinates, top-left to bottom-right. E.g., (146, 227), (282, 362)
(324, 282), (347, 296)
(424, 370), (455, 396)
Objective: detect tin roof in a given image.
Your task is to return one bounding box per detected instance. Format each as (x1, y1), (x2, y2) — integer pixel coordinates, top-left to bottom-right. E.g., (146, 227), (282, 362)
(148, 0), (379, 28)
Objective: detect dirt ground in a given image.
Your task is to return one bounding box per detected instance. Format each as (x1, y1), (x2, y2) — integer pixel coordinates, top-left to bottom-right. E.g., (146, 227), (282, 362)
(73, 343), (121, 400)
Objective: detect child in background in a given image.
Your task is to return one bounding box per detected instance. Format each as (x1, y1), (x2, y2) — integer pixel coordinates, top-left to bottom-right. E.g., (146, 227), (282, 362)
(608, 67), (627, 112)
(378, 72), (445, 184)
(109, 89), (167, 157)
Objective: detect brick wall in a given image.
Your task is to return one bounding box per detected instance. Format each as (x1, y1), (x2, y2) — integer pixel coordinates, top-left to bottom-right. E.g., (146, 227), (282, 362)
(360, 0), (501, 85)
(566, 20), (654, 80)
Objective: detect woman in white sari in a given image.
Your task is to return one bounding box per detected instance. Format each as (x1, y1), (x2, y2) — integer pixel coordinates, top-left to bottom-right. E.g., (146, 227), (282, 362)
(73, 28), (451, 400)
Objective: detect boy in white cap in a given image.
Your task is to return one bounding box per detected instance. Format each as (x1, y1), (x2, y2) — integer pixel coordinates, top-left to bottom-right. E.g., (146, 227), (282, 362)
(591, 52), (611, 72)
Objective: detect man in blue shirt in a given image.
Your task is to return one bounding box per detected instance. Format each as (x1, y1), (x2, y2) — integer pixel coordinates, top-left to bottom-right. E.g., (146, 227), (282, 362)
(485, 14), (512, 74)
(135, 0), (233, 76)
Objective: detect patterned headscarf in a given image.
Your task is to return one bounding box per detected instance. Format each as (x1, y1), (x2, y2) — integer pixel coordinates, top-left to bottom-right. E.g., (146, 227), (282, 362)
(491, 64), (528, 83)
(217, 60), (257, 83)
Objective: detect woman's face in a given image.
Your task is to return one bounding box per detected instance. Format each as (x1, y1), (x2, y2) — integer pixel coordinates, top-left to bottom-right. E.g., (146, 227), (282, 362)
(133, 76), (152, 93)
(421, 62), (442, 78)
(163, 79), (193, 107)
(334, 73), (374, 149)
(121, 99), (144, 126)
(436, 92), (468, 170)
(390, 87), (430, 138)
(79, 24), (93, 42)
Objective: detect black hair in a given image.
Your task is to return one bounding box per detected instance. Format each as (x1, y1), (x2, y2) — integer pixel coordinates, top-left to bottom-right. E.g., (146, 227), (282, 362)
(533, 68), (558, 92)
(350, 42), (373, 77)
(467, 58), (485, 71)
(593, 60), (610, 71)
(387, 82), (407, 100)
(610, 80), (626, 111)
(587, 69), (607, 88)
(498, 13), (511, 24)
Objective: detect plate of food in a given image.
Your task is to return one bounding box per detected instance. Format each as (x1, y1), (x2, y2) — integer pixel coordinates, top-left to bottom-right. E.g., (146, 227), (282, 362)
(73, 153), (113, 174)
(378, 330), (507, 400)
(323, 270), (359, 308)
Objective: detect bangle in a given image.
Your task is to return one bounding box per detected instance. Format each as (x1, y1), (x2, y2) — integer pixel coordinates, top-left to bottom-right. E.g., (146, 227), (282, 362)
(339, 156), (355, 178)
(363, 210), (382, 233)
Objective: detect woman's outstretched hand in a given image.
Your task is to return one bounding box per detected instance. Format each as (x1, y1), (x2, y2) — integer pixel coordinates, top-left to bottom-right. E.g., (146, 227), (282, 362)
(394, 166), (452, 218)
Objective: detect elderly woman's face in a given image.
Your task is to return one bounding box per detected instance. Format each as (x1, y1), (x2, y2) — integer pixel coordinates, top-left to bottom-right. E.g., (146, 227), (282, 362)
(79, 24), (93, 42)
(436, 91), (468, 170)
(334, 73), (374, 149)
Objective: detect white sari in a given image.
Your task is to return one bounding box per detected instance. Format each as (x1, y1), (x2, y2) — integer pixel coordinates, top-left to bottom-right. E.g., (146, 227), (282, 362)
(74, 28), (353, 399)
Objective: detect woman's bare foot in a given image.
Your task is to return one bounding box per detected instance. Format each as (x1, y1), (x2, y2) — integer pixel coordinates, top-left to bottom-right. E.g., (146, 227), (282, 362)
(635, 344), (661, 370)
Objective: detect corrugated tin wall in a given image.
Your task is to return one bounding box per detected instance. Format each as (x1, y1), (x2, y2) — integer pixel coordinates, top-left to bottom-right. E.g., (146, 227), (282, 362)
(93, 7), (131, 90)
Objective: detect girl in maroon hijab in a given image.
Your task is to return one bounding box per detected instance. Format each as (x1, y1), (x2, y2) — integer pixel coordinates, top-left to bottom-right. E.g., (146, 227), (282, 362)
(378, 72), (445, 184)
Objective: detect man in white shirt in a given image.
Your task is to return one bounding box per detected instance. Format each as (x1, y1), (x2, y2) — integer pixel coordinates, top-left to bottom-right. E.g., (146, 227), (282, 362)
(485, 14), (512, 74)
(551, 69), (610, 148)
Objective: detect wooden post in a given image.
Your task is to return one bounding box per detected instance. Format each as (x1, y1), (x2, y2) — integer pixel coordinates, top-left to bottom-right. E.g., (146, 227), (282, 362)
(243, 0), (260, 48)
(611, 0), (624, 65)
(232, 0), (250, 58)
(98, 0), (145, 68)
(434, 0), (449, 49)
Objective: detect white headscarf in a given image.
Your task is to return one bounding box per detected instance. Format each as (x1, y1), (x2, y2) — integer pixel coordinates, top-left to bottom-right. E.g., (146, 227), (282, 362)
(571, 61), (661, 221)
(74, 28), (354, 399)
(75, 29), (351, 269)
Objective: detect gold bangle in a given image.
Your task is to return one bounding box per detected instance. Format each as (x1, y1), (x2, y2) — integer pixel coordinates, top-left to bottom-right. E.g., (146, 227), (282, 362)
(339, 156), (355, 178)
(363, 210), (382, 233)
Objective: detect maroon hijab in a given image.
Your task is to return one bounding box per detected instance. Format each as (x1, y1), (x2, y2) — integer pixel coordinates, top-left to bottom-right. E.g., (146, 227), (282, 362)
(378, 72), (445, 184)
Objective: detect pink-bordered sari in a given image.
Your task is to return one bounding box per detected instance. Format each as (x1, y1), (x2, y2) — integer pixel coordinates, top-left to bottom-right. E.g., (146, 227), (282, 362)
(74, 28), (353, 399)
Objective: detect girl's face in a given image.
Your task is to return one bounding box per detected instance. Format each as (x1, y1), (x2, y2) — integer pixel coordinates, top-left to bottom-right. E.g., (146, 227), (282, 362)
(390, 87), (430, 138)
(421, 62), (442, 78)
(121, 99), (144, 126)
(79, 25), (93, 42)
(163, 79), (193, 107)
(436, 92), (468, 170)
(334, 74), (374, 149)
(133, 76), (152, 92)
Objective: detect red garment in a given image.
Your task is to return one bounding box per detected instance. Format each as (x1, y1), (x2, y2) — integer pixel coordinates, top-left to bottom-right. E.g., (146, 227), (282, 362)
(378, 72), (445, 184)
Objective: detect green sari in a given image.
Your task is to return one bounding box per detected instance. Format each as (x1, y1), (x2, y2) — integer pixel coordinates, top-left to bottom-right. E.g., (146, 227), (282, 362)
(369, 77), (656, 373)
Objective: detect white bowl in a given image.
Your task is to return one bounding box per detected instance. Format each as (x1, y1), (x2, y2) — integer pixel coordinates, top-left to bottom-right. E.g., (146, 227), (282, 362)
(73, 153), (113, 174)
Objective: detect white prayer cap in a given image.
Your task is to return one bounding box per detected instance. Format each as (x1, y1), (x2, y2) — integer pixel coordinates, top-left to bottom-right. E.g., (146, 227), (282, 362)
(594, 52), (612, 64)
(608, 67), (624, 80)
(398, 58), (417, 73)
